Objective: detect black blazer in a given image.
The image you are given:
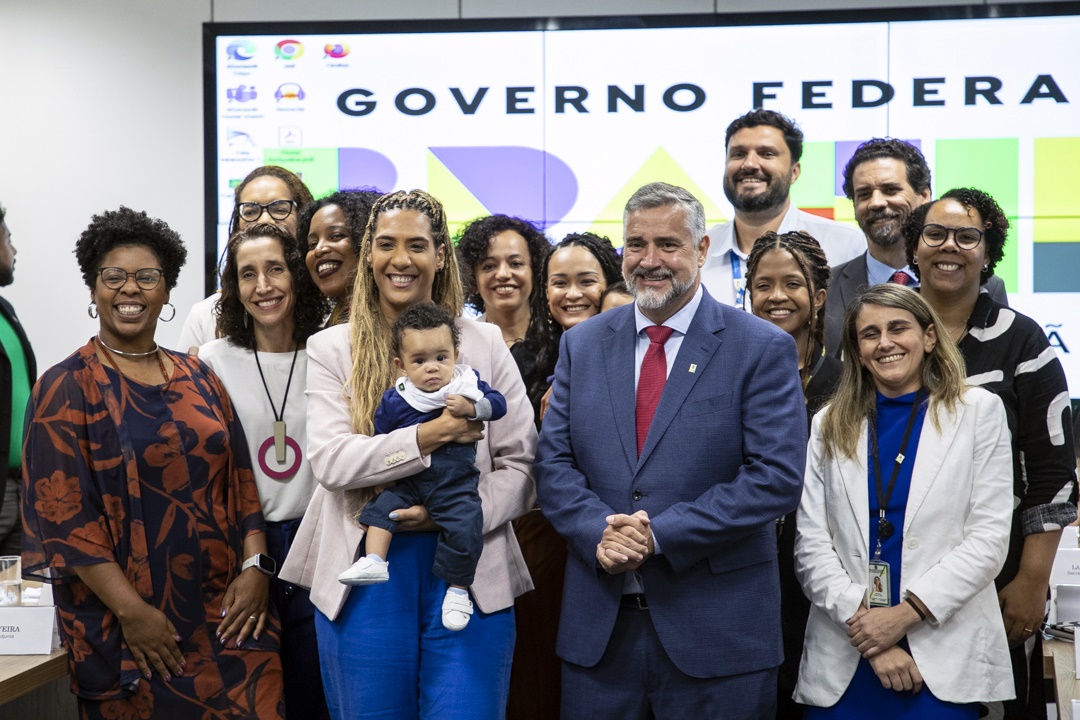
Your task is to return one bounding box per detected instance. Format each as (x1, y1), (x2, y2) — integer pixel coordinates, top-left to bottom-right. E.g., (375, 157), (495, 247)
(823, 253), (1009, 357)
(0, 296), (36, 471)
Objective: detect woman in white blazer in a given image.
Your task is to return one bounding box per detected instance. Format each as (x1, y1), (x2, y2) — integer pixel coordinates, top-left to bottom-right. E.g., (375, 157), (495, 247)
(278, 190), (537, 719)
(794, 284), (1014, 718)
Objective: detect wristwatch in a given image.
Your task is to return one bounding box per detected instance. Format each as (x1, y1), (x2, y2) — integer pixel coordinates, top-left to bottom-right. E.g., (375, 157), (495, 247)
(241, 553), (277, 576)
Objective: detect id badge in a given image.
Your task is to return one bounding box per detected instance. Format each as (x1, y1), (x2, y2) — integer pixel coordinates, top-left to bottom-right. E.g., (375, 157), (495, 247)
(868, 561), (891, 607)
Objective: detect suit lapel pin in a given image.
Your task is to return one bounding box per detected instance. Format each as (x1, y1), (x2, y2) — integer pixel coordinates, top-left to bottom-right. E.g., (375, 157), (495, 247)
(689, 363), (697, 373)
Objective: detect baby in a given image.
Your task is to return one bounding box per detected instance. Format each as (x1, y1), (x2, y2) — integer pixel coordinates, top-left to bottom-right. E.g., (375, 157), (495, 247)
(337, 302), (506, 632)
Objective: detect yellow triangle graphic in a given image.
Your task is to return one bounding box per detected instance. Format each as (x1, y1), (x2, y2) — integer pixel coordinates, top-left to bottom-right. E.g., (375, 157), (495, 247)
(427, 151), (492, 243)
(588, 147), (728, 248)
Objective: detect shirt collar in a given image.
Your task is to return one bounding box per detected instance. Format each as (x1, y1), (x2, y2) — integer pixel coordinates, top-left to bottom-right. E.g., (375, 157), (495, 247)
(710, 202), (798, 261)
(634, 284), (703, 337)
(864, 250), (918, 287)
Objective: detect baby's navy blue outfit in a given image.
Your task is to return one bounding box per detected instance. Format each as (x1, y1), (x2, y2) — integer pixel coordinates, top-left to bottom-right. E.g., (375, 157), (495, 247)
(358, 367), (506, 586)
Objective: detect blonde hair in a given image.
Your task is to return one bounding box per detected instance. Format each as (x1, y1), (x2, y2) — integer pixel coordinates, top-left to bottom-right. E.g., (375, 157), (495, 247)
(820, 285), (967, 459)
(343, 190), (463, 510)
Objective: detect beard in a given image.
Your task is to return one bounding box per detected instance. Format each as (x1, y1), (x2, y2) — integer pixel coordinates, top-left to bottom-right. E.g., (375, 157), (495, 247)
(723, 169), (793, 214)
(858, 209), (905, 248)
(624, 267), (696, 310)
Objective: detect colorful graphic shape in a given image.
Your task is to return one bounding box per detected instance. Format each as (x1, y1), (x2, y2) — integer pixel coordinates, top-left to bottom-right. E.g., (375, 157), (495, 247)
(587, 147), (726, 246)
(275, 39), (304, 60)
(338, 148), (396, 193)
(792, 141), (846, 223)
(428, 146), (577, 230)
(935, 138), (1019, 293)
(428, 152), (492, 240)
(263, 148), (339, 200)
(226, 41), (256, 61)
(324, 43), (350, 59)
(1034, 137), (1080, 291)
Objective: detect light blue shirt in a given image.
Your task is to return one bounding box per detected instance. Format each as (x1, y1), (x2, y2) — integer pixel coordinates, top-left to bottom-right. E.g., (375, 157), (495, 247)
(865, 250), (918, 288)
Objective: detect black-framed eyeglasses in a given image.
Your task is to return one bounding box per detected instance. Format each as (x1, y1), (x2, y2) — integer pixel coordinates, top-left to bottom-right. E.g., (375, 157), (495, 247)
(920, 224), (985, 250)
(98, 267), (164, 290)
(237, 200), (295, 223)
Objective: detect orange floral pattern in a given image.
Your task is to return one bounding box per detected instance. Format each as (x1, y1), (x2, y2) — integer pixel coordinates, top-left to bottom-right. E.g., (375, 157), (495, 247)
(22, 340), (284, 719)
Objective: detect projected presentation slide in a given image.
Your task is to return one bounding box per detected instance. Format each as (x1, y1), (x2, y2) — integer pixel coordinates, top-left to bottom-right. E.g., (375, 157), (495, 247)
(209, 14), (1079, 391)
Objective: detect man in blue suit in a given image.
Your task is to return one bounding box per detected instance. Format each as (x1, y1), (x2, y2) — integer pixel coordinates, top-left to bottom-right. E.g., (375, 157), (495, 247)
(535, 182), (808, 718)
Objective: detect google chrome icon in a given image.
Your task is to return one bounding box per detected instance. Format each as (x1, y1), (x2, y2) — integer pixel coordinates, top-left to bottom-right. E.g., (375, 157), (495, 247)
(275, 40), (304, 60)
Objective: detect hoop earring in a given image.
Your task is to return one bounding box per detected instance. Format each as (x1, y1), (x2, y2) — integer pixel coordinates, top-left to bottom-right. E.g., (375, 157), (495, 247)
(159, 303), (176, 322)
(911, 256), (918, 265)
(87, 302), (98, 319)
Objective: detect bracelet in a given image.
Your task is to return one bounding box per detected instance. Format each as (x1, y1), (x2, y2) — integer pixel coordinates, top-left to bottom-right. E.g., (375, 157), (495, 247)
(416, 424), (425, 457)
(905, 597), (927, 621)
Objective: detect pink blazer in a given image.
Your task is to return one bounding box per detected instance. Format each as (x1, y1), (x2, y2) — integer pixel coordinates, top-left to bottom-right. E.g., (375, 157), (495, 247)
(278, 318), (537, 620)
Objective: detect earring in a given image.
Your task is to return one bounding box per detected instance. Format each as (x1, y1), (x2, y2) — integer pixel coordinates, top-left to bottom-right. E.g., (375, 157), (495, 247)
(243, 313), (249, 329)
(983, 263), (989, 271)
(911, 256), (918, 265)
(87, 302), (98, 319)
(159, 303), (176, 322)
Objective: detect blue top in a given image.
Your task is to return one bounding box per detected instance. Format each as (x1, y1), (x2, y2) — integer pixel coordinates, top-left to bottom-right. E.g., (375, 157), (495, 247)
(373, 369), (506, 435)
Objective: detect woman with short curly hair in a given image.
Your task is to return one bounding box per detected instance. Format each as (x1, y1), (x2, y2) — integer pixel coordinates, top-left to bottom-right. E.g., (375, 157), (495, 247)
(22, 207), (285, 719)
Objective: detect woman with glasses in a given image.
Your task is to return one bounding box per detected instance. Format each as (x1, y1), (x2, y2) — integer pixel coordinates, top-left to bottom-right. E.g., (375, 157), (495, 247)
(199, 223), (329, 719)
(178, 165), (314, 349)
(21, 208), (285, 718)
(296, 189), (382, 327)
(902, 188), (1078, 718)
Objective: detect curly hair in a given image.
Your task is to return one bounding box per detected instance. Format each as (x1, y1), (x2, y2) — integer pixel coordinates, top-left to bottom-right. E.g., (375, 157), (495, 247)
(75, 207), (187, 290)
(902, 187), (1008, 287)
(391, 302), (461, 359)
(520, 232), (622, 399)
(296, 188), (383, 257)
(746, 230), (830, 391)
(0, 204), (5, 225)
(842, 138), (931, 200)
(228, 166), (314, 235)
(822, 284), (966, 460)
(455, 215), (550, 314)
(725, 109), (804, 163)
(216, 223), (329, 350)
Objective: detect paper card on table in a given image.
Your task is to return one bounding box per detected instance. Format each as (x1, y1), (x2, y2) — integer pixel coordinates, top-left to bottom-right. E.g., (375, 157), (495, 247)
(1049, 548), (1080, 623)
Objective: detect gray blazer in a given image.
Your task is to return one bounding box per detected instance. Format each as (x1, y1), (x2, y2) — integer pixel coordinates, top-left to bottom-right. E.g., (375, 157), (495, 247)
(823, 253), (1008, 356)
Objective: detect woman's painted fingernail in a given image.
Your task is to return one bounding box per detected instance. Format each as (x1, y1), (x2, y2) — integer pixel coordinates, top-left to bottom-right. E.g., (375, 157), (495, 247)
(389, 512), (398, 520)
(145, 672), (152, 680)
(237, 638), (243, 647)
(164, 674), (171, 683)
(181, 661), (187, 668)
(254, 632), (260, 641)
(221, 608), (227, 618)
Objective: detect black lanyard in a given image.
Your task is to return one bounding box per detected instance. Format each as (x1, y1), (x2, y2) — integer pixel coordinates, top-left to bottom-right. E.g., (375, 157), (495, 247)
(254, 346), (299, 464)
(869, 388), (926, 545)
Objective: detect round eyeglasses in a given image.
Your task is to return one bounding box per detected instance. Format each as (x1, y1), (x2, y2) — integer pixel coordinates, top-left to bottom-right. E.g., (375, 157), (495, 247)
(98, 267), (164, 290)
(920, 224), (985, 250)
(238, 200), (296, 223)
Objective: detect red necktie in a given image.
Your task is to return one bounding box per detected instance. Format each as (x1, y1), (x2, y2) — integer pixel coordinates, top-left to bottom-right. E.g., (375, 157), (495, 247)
(889, 270), (911, 286)
(636, 325), (674, 456)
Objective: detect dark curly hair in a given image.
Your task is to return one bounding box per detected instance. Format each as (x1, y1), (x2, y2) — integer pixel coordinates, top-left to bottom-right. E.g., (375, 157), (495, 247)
(391, 302), (460, 359)
(228, 166), (314, 235)
(75, 207), (187, 290)
(842, 138), (931, 201)
(455, 215), (550, 314)
(747, 230), (830, 390)
(216, 223), (329, 350)
(725, 109), (803, 163)
(296, 188), (383, 258)
(519, 232), (622, 404)
(902, 187), (1007, 286)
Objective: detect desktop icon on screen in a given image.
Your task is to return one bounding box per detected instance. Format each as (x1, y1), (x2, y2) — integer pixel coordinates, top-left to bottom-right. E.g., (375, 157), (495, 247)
(226, 41), (256, 61)
(227, 85), (257, 103)
(275, 40), (304, 60)
(324, 43), (350, 59)
(275, 83), (306, 101)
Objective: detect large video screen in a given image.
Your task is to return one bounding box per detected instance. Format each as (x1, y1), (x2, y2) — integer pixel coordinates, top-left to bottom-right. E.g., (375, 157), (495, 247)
(205, 11), (1080, 392)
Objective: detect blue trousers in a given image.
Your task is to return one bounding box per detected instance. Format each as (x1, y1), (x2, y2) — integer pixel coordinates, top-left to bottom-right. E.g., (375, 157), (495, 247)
(265, 518), (330, 720)
(357, 443), (483, 586)
(315, 532), (515, 720)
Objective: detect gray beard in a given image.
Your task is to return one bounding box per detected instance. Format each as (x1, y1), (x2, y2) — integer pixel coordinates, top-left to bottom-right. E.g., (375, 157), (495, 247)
(628, 273), (696, 310)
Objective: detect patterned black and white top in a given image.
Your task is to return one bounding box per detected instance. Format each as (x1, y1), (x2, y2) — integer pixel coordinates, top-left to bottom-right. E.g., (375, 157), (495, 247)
(960, 290), (1078, 583)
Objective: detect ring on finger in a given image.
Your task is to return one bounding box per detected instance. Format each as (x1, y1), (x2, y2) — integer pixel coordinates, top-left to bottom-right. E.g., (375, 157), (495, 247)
(248, 615), (258, 621)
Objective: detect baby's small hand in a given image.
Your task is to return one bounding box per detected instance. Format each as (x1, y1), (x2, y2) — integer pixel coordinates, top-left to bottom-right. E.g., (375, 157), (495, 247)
(445, 394), (476, 418)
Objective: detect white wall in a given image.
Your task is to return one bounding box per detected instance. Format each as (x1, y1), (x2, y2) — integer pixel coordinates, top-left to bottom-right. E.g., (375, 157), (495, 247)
(0, 0), (1070, 369)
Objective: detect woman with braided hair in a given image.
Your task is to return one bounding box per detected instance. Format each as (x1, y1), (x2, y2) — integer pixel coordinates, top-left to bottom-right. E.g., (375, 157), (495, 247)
(746, 229), (842, 718)
(278, 190), (537, 719)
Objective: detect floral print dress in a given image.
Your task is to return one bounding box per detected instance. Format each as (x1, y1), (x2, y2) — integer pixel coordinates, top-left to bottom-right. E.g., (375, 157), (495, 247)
(21, 340), (285, 719)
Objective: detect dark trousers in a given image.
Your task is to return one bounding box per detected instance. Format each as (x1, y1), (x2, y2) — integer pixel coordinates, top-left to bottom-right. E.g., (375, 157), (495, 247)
(561, 605), (777, 720)
(358, 443), (483, 587)
(0, 474), (20, 557)
(265, 518), (330, 720)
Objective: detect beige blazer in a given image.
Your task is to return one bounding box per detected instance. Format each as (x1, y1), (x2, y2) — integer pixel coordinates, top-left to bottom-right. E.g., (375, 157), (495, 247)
(278, 318), (537, 620)
(794, 386), (1015, 706)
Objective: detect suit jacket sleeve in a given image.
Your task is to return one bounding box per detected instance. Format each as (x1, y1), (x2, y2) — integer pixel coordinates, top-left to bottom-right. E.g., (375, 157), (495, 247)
(649, 329), (807, 573)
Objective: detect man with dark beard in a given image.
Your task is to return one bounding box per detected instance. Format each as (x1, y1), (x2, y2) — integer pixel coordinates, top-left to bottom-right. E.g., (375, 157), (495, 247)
(822, 138), (1008, 354)
(0, 204), (35, 556)
(700, 109), (864, 309)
